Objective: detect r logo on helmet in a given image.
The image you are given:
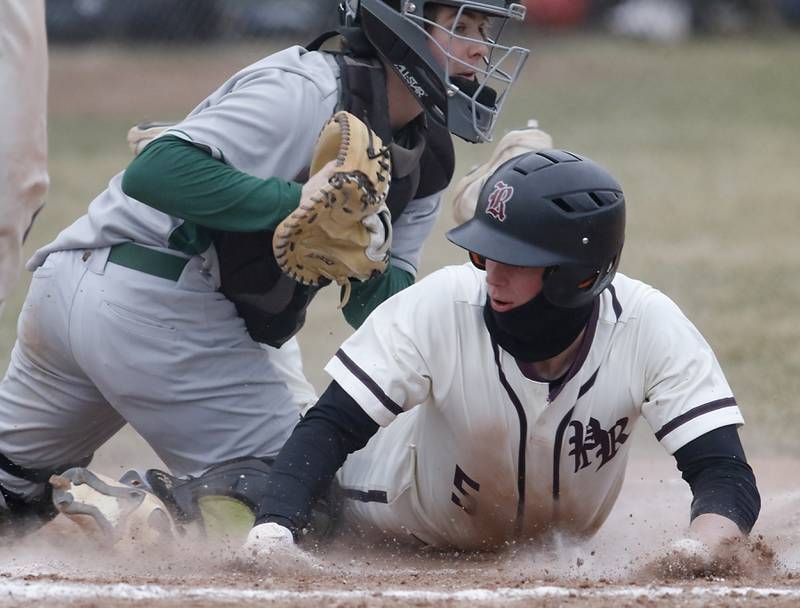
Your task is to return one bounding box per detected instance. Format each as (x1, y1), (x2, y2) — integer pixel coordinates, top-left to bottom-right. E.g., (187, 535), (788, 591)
(485, 181), (514, 222)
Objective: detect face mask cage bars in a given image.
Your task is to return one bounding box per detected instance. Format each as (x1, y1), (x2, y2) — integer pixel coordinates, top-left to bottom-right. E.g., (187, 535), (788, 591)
(404, 2), (530, 142)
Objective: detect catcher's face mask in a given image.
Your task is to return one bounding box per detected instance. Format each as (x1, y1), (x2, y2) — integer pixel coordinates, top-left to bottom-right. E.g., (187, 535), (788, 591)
(345, 0), (530, 143)
(413, 3), (530, 142)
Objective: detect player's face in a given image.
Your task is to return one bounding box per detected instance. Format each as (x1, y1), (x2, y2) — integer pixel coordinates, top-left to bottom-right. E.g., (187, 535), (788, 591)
(484, 260), (545, 312)
(426, 7), (491, 77)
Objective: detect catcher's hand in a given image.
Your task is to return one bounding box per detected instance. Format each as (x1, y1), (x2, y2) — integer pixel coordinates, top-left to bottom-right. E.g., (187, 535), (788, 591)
(127, 121), (174, 155)
(451, 119), (553, 225)
(273, 111), (392, 303)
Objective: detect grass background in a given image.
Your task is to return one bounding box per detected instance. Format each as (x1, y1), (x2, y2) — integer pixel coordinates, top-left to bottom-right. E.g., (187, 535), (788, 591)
(1, 34), (798, 469)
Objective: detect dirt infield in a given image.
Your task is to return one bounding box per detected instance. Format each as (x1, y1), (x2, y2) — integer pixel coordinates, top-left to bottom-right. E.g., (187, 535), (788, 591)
(2, 454), (797, 607)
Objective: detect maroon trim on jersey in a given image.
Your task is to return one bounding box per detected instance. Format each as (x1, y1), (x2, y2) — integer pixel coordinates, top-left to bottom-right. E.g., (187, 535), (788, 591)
(548, 299), (600, 403)
(552, 406), (576, 501)
(491, 338), (527, 537)
(552, 369), (600, 501)
(577, 368), (600, 400)
(654, 397), (739, 441)
(550, 287), (619, 498)
(607, 284), (623, 320)
(340, 488), (389, 504)
(334, 349), (404, 416)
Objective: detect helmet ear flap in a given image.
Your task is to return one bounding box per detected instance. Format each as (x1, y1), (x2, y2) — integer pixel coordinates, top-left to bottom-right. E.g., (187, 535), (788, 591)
(542, 253), (622, 308)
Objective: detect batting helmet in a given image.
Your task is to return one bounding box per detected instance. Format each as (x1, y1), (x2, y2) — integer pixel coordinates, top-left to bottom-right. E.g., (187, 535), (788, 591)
(339, 0), (530, 143)
(447, 149), (626, 308)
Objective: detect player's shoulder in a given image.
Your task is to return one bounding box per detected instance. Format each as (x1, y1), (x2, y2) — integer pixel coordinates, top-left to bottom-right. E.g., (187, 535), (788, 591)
(604, 273), (688, 326)
(232, 46), (338, 96)
(415, 263), (486, 306)
(381, 263), (483, 321)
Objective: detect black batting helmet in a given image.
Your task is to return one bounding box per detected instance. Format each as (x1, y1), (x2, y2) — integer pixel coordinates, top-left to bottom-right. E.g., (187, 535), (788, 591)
(447, 149), (626, 308)
(339, 0), (529, 143)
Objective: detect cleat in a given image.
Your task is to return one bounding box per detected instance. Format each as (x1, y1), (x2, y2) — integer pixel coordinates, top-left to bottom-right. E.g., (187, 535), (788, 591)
(50, 467), (177, 549)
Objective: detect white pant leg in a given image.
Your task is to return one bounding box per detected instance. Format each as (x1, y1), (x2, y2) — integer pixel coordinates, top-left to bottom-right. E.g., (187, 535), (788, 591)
(69, 248), (300, 477)
(0, 0), (49, 313)
(0, 252), (122, 500)
(336, 409), (438, 545)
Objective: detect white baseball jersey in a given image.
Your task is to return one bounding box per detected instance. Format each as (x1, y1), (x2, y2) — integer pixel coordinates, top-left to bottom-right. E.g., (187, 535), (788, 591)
(0, 0), (48, 311)
(325, 264), (743, 550)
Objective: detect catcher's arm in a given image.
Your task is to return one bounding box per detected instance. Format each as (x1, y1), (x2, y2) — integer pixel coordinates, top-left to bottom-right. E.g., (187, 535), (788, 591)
(122, 135), (308, 232)
(341, 188), (442, 328)
(341, 266), (414, 328)
(126, 122), (341, 233)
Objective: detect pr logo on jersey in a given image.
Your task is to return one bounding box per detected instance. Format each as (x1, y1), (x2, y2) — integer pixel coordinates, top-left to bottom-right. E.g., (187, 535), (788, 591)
(568, 416), (630, 472)
(485, 181), (514, 222)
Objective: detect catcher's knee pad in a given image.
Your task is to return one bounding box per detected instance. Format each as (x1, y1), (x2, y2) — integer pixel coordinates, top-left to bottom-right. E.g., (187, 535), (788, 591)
(49, 467), (176, 548)
(0, 482), (59, 541)
(0, 451), (92, 541)
(144, 457), (275, 541)
(144, 457), (340, 544)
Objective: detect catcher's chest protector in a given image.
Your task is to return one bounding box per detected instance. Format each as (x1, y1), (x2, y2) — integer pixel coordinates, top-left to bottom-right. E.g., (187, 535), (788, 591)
(334, 53), (455, 217)
(214, 50), (454, 347)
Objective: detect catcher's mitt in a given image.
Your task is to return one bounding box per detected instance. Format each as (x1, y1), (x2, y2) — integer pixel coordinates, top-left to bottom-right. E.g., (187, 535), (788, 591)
(273, 111), (392, 303)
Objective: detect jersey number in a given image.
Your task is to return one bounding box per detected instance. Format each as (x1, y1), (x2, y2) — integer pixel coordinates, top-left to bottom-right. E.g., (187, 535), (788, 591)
(451, 465), (480, 515)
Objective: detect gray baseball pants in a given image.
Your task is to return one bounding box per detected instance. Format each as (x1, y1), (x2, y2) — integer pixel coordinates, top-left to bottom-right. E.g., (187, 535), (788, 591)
(0, 247), (302, 502)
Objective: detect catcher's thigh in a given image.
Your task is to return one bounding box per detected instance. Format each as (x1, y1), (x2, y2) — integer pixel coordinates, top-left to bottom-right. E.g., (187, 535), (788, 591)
(0, 248), (301, 498)
(0, 252), (122, 502)
(65, 247), (300, 477)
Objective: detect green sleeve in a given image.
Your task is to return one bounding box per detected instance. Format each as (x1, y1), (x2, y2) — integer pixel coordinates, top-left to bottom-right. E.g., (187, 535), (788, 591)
(342, 265), (415, 329)
(121, 135), (302, 232)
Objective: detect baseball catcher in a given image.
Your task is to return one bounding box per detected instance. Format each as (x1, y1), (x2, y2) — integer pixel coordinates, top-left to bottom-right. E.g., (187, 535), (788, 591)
(0, 1), (531, 546)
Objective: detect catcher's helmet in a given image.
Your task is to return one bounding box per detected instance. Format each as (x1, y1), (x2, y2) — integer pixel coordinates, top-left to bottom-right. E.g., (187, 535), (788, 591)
(447, 150), (626, 308)
(339, 0), (529, 143)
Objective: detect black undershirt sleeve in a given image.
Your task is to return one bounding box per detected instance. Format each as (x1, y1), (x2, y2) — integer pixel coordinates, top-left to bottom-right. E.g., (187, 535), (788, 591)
(254, 381), (380, 535)
(673, 424), (760, 533)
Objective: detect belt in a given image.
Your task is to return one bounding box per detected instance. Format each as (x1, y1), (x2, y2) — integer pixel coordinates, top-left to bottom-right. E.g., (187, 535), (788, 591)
(107, 242), (189, 281)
